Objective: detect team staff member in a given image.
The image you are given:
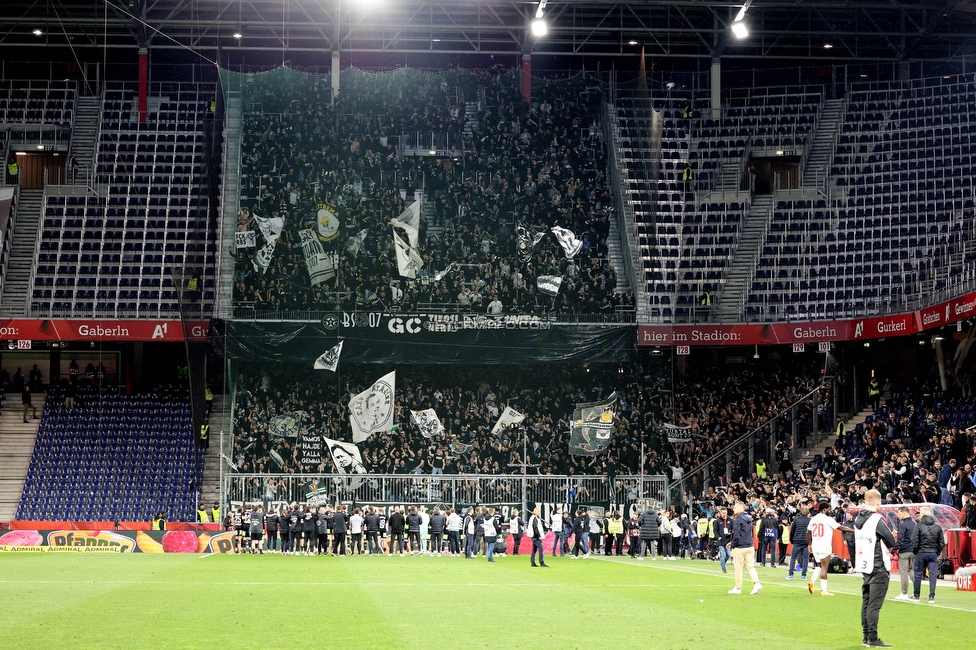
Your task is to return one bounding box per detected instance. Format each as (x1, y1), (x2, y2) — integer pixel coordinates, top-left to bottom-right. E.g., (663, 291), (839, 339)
(446, 508), (463, 555)
(508, 509), (524, 555)
(349, 508), (365, 555)
(637, 506), (660, 560)
(854, 489), (895, 648)
(406, 506), (423, 554)
(286, 504), (301, 555)
(788, 506), (811, 580)
(910, 505), (946, 603)
(727, 501), (762, 595)
(626, 513), (641, 557)
(712, 506), (731, 573)
(301, 505), (315, 555)
(249, 504), (266, 554)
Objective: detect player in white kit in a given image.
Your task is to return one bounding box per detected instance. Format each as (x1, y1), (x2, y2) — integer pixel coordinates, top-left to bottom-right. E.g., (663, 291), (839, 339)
(807, 499), (853, 596)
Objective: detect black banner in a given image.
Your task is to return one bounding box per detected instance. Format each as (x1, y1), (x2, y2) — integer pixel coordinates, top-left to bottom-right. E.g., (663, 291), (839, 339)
(226, 314), (635, 365)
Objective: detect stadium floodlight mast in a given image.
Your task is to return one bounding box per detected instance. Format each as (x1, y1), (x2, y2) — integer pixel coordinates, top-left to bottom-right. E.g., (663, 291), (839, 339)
(531, 0), (548, 38)
(731, 1), (751, 40)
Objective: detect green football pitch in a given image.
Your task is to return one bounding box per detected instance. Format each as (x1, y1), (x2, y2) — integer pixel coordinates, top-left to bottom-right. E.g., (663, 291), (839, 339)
(0, 552), (972, 649)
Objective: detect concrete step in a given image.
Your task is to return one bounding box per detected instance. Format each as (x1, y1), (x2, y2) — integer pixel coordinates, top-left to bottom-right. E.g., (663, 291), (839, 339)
(0, 394), (46, 522)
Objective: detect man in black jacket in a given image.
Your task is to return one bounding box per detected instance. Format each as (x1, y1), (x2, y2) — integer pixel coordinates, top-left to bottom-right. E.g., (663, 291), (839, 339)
(712, 507), (732, 573)
(406, 506), (423, 555)
(788, 506), (811, 580)
(388, 507), (406, 556)
(910, 505), (946, 603)
(893, 506), (916, 600)
(572, 508), (590, 558)
(332, 505), (348, 556)
(854, 489), (896, 648)
(429, 507), (447, 556)
(636, 506), (660, 560)
(364, 507), (381, 555)
(758, 508), (779, 567)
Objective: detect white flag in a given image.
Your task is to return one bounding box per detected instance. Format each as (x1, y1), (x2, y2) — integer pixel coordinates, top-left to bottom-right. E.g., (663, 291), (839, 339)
(349, 370), (396, 443)
(235, 230), (256, 249)
(346, 229), (368, 258)
(390, 200), (421, 248)
(255, 214), (284, 243)
(313, 340), (343, 371)
(536, 275), (562, 296)
(550, 225), (582, 259)
(324, 437), (368, 489)
(393, 229), (423, 279)
(410, 408), (444, 438)
(491, 406), (526, 437)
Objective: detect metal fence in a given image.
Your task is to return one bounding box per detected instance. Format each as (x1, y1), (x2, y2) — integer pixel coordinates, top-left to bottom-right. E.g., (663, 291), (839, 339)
(223, 473), (669, 512)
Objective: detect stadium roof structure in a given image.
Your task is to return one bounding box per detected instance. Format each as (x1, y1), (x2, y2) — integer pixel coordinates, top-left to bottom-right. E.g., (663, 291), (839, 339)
(0, 0), (975, 64)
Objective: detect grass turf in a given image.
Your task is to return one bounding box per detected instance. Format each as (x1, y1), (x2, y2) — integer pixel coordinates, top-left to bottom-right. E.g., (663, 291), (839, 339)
(0, 552), (972, 649)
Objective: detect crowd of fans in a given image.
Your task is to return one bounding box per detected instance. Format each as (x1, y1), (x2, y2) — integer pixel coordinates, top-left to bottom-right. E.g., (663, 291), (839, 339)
(231, 357), (831, 481)
(232, 67), (628, 317)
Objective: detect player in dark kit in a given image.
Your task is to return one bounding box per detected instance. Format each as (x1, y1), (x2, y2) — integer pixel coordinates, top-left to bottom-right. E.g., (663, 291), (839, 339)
(287, 505), (302, 555)
(233, 507), (245, 554)
(249, 504), (266, 554)
(301, 506), (316, 555)
(315, 507), (330, 555)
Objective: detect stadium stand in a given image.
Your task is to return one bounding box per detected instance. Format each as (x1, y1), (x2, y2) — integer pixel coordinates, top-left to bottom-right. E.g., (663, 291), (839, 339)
(28, 81), (219, 318)
(16, 385), (201, 522)
(231, 69), (627, 318)
(0, 79), (75, 127)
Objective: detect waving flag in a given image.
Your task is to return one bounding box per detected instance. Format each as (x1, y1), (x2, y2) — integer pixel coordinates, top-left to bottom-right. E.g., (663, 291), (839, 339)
(349, 371), (396, 443)
(550, 225), (582, 259)
(313, 340), (343, 372)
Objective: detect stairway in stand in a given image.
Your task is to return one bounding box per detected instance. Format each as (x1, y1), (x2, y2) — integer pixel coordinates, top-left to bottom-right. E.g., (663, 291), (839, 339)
(0, 392), (46, 522)
(0, 189), (44, 316)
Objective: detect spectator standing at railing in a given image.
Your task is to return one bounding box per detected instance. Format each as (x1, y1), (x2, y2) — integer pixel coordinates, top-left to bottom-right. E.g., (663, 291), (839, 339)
(69, 152), (80, 183)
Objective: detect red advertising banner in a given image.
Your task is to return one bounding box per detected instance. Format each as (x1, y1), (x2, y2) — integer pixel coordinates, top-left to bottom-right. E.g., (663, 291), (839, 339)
(639, 289), (976, 347)
(0, 319), (209, 342)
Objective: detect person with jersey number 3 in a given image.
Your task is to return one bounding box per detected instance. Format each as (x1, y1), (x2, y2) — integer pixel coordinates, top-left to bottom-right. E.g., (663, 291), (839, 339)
(854, 489), (896, 648)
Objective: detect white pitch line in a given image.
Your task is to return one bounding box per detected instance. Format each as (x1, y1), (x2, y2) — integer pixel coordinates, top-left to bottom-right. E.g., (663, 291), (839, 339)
(0, 579), (712, 588)
(593, 556), (976, 614)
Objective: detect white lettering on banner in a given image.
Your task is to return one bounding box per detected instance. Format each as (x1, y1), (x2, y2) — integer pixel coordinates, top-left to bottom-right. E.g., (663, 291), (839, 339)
(0, 326), (19, 336)
(854, 321), (865, 338)
(641, 330), (670, 343)
(956, 299), (976, 315)
(190, 325), (209, 337)
(676, 345), (690, 356)
(793, 326), (837, 339)
(77, 325), (131, 337)
(876, 320), (907, 334)
(388, 317), (422, 334)
(691, 330), (740, 342)
(151, 323), (169, 339)
(922, 312), (941, 326)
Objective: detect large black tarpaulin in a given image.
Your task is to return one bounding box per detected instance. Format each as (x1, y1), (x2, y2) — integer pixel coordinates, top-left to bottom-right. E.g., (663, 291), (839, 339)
(226, 313), (635, 365)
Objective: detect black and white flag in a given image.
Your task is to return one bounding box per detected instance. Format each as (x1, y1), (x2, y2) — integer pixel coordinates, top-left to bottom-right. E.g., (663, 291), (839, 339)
(346, 229), (369, 258)
(349, 371), (396, 443)
(568, 394), (618, 456)
(390, 201), (421, 248)
(313, 340), (343, 371)
(410, 408), (445, 438)
(550, 225), (583, 259)
(268, 411), (307, 440)
(324, 437), (368, 490)
(491, 406), (526, 437)
(536, 275), (562, 297)
(255, 214), (284, 243)
(516, 222), (547, 262)
(235, 230), (256, 249)
(299, 229), (339, 286)
(663, 423), (693, 443)
(252, 237), (278, 274)
(393, 229), (423, 279)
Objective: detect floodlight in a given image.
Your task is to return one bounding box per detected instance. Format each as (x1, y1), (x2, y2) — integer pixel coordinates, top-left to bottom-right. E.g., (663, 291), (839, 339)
(33, 29), (43, 36)
(731, 21), (748, 39)
(531, 19), (548, 37)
